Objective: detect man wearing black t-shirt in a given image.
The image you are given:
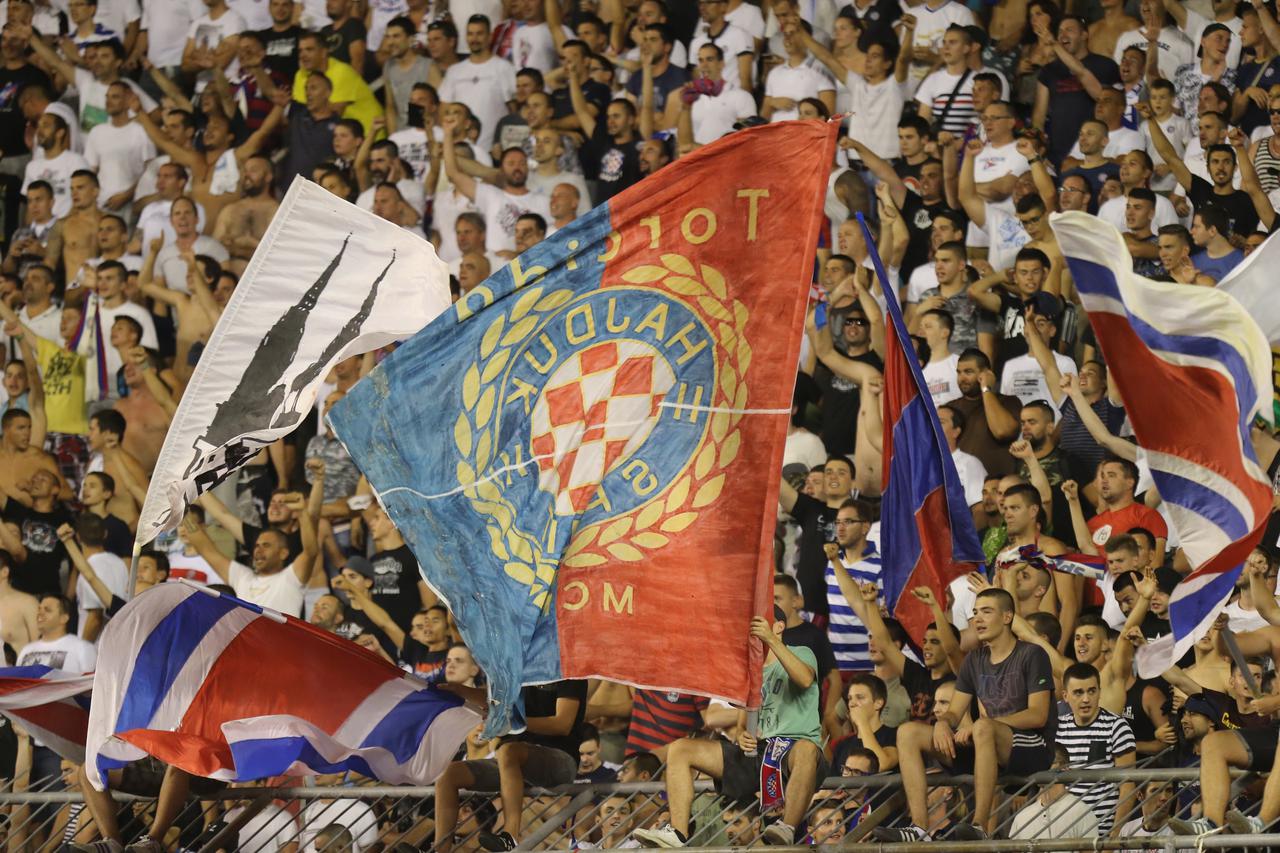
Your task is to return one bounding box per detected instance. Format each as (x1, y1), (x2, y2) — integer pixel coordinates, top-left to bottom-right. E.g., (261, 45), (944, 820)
(877, 588), (1053, 842)
(366, 502), (432, 631)
(257, 0), (304, 78)
(1145, 103), (1260, 238)
(779, 454), (856, 616)
(569, 79), (642, 202)
(1, 469), (73, 596)
(319, 0), (367, 74)
(433, 679), (587, 852)
(333, 571), (448, 678)
(1033, 16), (1120, 166)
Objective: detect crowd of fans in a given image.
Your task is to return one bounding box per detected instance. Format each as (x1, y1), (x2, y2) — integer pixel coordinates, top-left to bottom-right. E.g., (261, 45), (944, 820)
(1, 0), (1280, 849)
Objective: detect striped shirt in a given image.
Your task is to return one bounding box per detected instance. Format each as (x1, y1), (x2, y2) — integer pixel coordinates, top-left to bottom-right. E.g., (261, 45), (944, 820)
(825, 546), (883, 672)
(624, 690), (708, 756)
(1058, 708), (1136, 835)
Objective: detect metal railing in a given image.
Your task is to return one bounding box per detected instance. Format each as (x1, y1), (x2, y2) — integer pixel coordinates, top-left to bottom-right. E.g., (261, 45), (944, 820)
(0, 760), (1273, 850)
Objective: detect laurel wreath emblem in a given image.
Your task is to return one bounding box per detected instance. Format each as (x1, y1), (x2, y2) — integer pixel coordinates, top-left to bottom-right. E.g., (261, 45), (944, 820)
(452, 253), (754, 609)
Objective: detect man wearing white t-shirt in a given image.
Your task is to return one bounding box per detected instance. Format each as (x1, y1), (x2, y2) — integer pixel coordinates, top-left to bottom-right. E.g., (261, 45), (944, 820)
(683, 43), (758, 146)
(919, 308), (961, 406)
(141, 0), (206, 73)
(1163, 0), (1243, 68)
(439, 16), (516, 151)
(182, 0), (247, 91)
(442, 113), (550, 257)
(688, 0), (755, 91)
(83, 260), (159, 385)
(762, 23), (835, 122)
(58, 515), (128, 642)
(938, 404), (986, 512)
(84, 81), (157, 211)
(904, 0), (975, 91)
(21, 28), (159, 133)
(999, 306), (1075, 416)
(185, 491), (316, 617)
(797, 23), (905, 159)
(1064, 88), (1144, 166)
(510, 1), (572, 74)
(21, 111), (90, 219)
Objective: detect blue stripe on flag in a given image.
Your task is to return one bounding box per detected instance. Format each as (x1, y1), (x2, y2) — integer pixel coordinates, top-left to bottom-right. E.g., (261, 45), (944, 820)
(1150, 469), (1253, 540)
(228, 737), (378, 782)
(1070, 258), (1260, 448)
(358, 689), (463, 764)
(1169, 566), (1240, 638)
(2, 666), (59, 679)
(114, 593), (241, 734)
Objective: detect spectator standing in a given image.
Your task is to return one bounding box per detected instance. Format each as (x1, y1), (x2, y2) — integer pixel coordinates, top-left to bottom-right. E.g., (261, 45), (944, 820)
(1033, 16), (1120, 167)
(438, 14), (515, 151)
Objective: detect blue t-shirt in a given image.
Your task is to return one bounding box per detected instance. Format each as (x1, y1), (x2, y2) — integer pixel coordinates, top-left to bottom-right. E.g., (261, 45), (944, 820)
(1192, 248), (1244, 283)
(625, 62), (690, 114)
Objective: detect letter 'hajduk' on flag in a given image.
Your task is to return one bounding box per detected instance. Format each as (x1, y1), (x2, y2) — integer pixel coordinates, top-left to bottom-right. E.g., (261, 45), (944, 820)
(134, 177), (452, 542)
(1050, 212), (1273, 678)
(85, 583), (479, 791)
(330, 121), (839, 734)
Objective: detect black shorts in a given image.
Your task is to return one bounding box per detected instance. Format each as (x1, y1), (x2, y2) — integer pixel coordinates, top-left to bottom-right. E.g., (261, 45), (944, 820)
(949, 740), (1054, 777)
(716, 739), (829, 805)
(1235, 727), (1279, 772)
(117, 756), (227, 798)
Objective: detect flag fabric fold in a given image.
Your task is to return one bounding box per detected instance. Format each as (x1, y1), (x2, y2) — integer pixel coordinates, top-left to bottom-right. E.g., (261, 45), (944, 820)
(135, 176), (452, 542)
(1216, 228), (1280, 346)
(84, 582), (479, 791)
(856, 215), (984, 643)
(330, 120), (839, 735)
(0, 666), (93, 762)
(1050, 212), (1274, 678)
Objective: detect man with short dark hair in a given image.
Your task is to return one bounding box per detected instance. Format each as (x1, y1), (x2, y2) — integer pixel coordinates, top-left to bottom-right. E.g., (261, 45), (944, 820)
(876, 588), (1053, 841)
(571, 93), (642, 203)
(822, 499), (881, 673)
(948, 348), (1022, 478)
(779, 455), (856, 616)
(438, 15), (516, 151)
(1189, 204), (1244, 282)
(1087, 458), (1168, 563)
(1033, 16), (1120, 166)
(1155, 223), (1215, 285)
(56, 514), (127, 642)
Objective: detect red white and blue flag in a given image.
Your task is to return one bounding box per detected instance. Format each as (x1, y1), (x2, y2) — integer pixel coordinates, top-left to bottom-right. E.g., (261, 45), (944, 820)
(84, 582), (479, 791)
(858, 215), (985, 642)
(0, 666), (93, 762)
(1051, 213), (1274, 677)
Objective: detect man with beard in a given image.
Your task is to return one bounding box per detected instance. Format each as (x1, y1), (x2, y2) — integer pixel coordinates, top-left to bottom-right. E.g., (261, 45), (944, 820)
(947, 349), (1021, 478)
(442, 113), (551, 259)
(0, 468), (74, 596)
(20, 112), (90, 219)
(355, 134), (426, 221)
(211, 155), (279, 275)
(996, 483), (1076, 648)
(1087, 458), (1167, 563)
(198, 487), (304, 564)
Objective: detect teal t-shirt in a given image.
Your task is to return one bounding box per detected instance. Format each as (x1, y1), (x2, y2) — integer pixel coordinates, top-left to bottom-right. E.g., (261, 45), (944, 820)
(759, 644), (821, 745)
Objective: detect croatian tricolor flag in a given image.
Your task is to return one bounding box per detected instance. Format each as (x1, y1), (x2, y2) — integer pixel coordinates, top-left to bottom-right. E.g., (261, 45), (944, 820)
(0, 667), (93, 762)
(85, 583), (479, 791)
(1051, 213), (1274, 678)
(857, 215), (985, 642)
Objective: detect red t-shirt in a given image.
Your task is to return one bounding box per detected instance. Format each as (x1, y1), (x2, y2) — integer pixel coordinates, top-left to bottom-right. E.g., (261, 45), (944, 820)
(1087, 503), (1169, 549)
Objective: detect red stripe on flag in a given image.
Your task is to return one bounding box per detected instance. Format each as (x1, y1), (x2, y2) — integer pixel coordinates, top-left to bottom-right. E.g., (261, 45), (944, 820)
(894, 486), (976, 642)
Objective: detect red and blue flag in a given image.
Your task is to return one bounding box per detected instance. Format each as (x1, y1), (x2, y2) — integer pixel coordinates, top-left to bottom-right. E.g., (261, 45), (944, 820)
(0, 666), (93, 762)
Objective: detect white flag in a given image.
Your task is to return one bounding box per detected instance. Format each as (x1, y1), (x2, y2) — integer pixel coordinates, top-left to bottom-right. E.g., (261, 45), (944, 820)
(136, 176), (451, 542)
(1217, 229), (1280, 346)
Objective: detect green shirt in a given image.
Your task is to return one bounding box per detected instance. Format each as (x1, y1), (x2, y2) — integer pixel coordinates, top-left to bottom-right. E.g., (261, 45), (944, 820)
(759, 644), (821, 746)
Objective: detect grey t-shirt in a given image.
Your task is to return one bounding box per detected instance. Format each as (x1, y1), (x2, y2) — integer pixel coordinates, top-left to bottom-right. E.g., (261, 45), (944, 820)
(386, 54), (432, 129)
(954, 640), (1054, 744)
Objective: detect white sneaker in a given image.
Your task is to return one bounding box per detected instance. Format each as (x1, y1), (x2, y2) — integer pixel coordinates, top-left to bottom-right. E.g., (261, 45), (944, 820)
(762, 822), (795, 845)
(633, 822), (687, 848)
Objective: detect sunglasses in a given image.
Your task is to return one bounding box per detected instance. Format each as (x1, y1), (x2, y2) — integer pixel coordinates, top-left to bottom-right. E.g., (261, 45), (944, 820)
(843, 317), (869, 327)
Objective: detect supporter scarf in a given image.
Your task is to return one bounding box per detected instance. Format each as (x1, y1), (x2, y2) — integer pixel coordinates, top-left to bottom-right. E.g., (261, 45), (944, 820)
(759, 736), (795, 812)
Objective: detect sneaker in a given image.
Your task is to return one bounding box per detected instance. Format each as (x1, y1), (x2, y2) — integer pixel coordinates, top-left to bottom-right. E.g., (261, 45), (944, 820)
(633, 822), (688, 848)
(949, 823), (989, 840)
(1225, 811), (1264, 835)
(123, 838), (164, 853)
(69, 843), (124, 853)
(476, 831), (516, 851)
(762, 822), (795, 845)
(1168, 817), (1218, 835)
(870, 825), (932, 842)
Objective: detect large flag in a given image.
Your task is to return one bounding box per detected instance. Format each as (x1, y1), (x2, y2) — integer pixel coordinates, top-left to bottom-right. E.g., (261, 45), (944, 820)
(135, 177), (452, 541)
(85, 583), (479, 790)
(857, 216), (984, 642)
(1051, 213), (1274, 678)
(0, 666), (93, 762)
(330, 121), (838, 733)
(1217, 229), (1280, 345)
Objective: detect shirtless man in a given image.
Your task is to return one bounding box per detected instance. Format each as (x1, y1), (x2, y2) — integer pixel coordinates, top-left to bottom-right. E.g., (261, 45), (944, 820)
(86, 409), (149, 526)
(0, 551), (38, 653)
(995, 482), (1080, 651)
(45, 170), (102, 287)
(0, 408), (64, 508)
(129, 90), (282, 233)
(1088, 0), (1141, 58)
(140, 243), (220, 378)
(106, 329), (171, 472)
(211, 155), (279, 275)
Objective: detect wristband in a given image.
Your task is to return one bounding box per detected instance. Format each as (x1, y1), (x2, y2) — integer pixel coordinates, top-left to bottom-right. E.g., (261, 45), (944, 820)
(1027, 155), (1041, 164)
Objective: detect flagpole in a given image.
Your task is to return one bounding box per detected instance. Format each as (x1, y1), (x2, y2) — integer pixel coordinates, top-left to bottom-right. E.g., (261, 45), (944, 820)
(125, 543), (141, 603)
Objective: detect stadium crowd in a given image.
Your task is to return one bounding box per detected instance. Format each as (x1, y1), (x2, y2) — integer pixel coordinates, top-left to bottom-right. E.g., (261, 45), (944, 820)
(0, 0), (1279, 849)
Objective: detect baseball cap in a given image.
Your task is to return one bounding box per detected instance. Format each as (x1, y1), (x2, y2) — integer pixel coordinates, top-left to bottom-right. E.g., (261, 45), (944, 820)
(343, 556), (376, 580)
(1027, 291), (1062, 322)
(1183, 693), (1224, 726)
(1197, 23), (1231, 57)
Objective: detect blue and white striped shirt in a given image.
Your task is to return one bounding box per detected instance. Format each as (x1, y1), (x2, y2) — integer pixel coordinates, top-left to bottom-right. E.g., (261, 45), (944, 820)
(825, 546), (883, 672)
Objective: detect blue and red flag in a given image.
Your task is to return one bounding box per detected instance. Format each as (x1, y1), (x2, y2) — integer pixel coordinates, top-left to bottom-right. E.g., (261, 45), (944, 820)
(857, 215), (984, 643)
(1051, 213), (1274, 677)
(330, 121), (839, 734)
(0, 666), (93, 762)
(84, 583), (479, 790)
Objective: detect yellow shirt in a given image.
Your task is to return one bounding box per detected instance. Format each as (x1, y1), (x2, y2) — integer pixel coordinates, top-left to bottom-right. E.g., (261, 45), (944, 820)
(292, 58), (382, 134)
(36, 337), (88, 436)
